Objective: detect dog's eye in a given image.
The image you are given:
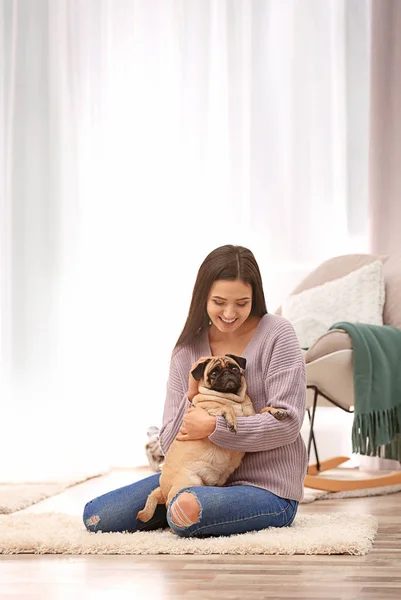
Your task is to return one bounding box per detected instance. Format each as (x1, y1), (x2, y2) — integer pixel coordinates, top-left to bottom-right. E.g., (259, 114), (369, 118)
(230, 365), (239, 372)
(210, 369), (219, 376)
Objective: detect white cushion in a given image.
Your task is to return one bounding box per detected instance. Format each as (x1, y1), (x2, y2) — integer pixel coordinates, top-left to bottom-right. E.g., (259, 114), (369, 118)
(282, 260), (385, 349)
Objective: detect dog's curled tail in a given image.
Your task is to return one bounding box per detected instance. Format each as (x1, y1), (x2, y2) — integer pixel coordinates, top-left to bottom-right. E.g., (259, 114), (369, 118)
(137, 486), (165, 523)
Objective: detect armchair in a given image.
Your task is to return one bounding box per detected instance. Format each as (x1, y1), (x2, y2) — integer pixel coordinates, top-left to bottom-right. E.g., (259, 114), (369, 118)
(277, 254), (401, 492)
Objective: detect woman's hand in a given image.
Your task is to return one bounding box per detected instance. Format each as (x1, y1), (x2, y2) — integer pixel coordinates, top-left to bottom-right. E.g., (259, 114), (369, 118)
(187, 356), (214, 401)
(176, 406), (216, 441)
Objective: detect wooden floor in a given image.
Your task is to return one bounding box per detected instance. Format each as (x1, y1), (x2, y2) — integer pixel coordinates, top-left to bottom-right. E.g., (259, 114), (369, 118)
(0, 468), (400, 600)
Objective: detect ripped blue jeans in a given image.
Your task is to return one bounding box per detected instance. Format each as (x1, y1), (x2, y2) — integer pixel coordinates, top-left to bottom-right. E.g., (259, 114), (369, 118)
(83, 473), (298, 538)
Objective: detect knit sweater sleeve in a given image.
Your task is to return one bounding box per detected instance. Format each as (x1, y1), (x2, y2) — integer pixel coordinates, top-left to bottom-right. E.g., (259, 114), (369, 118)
(158, 348), (192, 455)
(208, 320), (306, 452)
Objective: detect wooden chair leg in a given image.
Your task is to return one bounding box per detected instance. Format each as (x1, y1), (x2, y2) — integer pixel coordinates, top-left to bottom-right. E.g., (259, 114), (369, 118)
(304, 470), (401, 492)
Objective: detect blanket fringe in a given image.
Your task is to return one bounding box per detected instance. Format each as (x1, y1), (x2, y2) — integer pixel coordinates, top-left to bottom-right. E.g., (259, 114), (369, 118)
(352, 404), (401, 462)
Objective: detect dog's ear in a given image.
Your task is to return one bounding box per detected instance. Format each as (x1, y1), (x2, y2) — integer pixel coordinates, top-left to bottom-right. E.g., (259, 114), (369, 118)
(225, 354), (246, 370)
(191, 359), (211, 381)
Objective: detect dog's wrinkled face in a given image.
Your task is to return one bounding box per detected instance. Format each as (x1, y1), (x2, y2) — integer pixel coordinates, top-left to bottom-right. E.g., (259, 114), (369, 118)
(191, 354), (246, 394)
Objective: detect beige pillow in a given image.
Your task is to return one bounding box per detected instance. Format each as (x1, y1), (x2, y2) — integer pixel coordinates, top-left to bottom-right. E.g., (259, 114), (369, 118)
(282, 260), (385, 348)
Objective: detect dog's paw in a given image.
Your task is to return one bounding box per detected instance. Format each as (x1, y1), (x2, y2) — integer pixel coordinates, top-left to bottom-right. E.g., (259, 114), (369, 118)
(137, 510), (149, 523)
(227, 420), (237, 433)
(222, 411), (237, 433)
(260, 407), (287, 420)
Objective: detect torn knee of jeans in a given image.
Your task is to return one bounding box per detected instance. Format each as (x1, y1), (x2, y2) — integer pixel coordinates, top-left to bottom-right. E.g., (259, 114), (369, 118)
(169, 491), (201, 528)
(85, 514), (101, 529)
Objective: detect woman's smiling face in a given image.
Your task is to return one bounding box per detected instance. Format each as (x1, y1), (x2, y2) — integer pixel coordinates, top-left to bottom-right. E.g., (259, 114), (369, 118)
(206, 279), (253, 333)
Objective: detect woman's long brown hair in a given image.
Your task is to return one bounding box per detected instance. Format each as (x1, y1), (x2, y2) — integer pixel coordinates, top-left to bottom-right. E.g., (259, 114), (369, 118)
(174, 245), (268, 351)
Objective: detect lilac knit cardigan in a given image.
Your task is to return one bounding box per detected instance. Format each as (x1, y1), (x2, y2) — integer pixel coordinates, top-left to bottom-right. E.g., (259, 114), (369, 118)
(159, 314), (308, 501)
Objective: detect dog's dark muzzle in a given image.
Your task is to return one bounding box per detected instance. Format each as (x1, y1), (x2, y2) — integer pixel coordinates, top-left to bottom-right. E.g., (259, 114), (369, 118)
(212, 370), (242, 393)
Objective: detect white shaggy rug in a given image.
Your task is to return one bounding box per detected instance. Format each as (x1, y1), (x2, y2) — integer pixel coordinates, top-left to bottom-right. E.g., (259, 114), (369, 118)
(0, 483), (71, 514)
(0, 512), (377, 556)
(0, 475), (105, 515)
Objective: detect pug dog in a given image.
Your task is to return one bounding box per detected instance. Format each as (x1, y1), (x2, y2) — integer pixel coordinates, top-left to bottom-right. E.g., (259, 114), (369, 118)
(137, 354), (286, 523)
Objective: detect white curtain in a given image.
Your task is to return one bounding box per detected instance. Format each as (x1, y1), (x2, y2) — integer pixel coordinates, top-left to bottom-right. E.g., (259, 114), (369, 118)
(0, 0), (370, 482)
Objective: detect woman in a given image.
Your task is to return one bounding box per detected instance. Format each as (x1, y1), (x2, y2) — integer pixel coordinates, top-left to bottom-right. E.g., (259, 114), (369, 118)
(83, 245), (307, 537)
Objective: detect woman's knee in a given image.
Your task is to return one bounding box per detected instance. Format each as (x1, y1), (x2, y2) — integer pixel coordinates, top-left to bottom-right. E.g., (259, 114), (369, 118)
(83, 496), (117, 532)
(83, 498), (103, 532)
(167, 491), (201, 536)
(82, 475), (161, 533)
(83, 486), (168, 534)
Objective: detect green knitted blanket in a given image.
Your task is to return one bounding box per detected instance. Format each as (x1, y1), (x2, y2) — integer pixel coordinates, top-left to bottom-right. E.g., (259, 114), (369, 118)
(329, 322), (401, 462)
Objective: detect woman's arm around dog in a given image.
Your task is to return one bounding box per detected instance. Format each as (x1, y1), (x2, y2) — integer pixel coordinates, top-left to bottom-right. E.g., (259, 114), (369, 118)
(208, 320), (306, 453)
